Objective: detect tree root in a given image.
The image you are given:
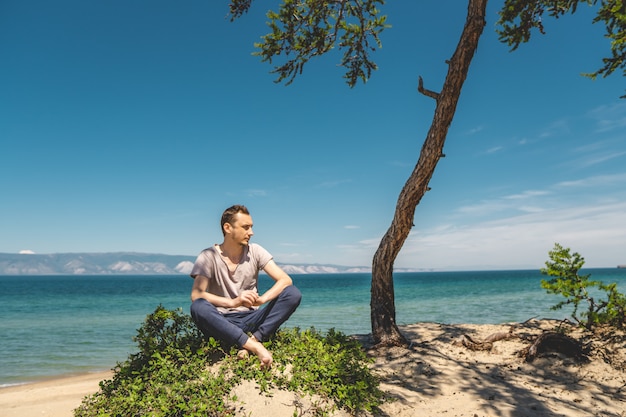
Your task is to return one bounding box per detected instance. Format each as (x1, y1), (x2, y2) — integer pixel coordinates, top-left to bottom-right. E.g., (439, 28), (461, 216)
(454, 328), (515, 351)
(521, 331), (587, 362)
(454, 326), (586, 364)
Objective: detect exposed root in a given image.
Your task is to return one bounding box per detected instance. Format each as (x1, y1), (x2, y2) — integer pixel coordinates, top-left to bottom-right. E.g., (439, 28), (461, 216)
(520, 331), (587, 362)
(454, 327), (515, 351)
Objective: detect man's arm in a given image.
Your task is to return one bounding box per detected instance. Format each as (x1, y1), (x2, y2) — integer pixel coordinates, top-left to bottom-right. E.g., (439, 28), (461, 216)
(255, 260), (293, 306)
(191, 275), (258, 308)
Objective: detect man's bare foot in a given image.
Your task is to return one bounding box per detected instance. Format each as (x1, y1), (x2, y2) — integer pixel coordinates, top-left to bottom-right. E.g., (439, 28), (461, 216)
(242, 336), (273, 369)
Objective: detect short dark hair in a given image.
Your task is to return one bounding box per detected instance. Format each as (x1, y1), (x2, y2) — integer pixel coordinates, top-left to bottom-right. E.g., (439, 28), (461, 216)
(220, 205), (250, 235)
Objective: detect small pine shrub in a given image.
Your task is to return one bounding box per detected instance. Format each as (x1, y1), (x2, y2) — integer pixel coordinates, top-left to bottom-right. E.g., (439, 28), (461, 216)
(541, 243), (626, 330)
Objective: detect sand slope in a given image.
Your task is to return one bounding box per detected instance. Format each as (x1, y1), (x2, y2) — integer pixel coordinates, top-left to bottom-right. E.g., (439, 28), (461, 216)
(1, 320), (624, 417)
(368, 320), (626, 416)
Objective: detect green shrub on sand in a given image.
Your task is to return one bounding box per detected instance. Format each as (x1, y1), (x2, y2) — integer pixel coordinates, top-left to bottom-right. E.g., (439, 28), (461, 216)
(74, 305), (385, 417)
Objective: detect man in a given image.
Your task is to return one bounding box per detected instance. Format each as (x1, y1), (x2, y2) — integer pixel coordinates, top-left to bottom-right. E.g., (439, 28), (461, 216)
(189, 205), (301, 369)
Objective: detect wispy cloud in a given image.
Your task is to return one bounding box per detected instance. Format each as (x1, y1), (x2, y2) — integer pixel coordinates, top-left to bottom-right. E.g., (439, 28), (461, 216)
(390, 160), (412, 168)
(569, 137), (626, 168)
(555, 173), (626, 188)
(538, 118), (570, 138)
(456, 200), (512, 216)
(455, 173), (626, 220)
(397, 199), (626, 270)
(315, 179), (352, 188)
(274, 251), (312, 261)
(245, 189), (267, 197)
(344, 225), (360, 230)
(279, 242), (304, 247)
(503, 190), (551, 200)
(588, 101), (626, 133)
(516, 205), (546, 213)
(485, 146), (503, 154)
(455, 190), (550, 217)
(345, 174), (626, 270)
(578, 151), (626, 168)
(466, 125), (484, 135)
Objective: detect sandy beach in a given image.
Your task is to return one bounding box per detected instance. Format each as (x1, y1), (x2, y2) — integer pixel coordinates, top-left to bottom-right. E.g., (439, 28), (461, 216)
(0, 371), (113, 417)
(1, 320), (624, 417)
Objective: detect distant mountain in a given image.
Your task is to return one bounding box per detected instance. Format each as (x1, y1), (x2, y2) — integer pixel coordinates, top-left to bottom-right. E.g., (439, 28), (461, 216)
(0, 252), (195, 275)
(0, 252), (398, 275)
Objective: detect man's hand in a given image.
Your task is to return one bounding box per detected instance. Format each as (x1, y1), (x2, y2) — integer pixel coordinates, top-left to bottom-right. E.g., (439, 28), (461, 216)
(237, 290), (259, 308)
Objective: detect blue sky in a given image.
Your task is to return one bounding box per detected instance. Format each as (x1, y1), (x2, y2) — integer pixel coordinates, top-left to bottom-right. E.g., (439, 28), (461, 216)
(1, 1), (625, 271)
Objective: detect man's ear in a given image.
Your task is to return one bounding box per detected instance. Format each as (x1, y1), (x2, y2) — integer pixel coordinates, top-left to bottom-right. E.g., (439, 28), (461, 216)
(223, 222), (232, 235)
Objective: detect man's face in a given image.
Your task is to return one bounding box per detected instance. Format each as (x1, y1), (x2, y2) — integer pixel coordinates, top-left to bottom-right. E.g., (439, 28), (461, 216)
(226, 212), (254, 245)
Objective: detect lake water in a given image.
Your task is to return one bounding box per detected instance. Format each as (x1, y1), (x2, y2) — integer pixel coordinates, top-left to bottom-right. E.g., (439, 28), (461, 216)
(1, 268), (624, 386)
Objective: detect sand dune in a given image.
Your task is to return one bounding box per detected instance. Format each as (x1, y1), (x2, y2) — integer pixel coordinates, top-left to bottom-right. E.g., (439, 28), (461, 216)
(1, 320), (624, 417)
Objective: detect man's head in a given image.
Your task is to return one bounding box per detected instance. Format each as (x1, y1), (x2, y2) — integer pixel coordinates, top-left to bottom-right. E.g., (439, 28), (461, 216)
(220, 205), (253, 245)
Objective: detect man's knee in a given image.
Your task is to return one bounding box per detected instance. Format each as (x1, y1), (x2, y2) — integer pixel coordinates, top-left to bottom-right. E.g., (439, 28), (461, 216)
(281, 285), (302, 308)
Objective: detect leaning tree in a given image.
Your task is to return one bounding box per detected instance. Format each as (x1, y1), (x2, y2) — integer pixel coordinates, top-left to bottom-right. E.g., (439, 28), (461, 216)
(228, 0), (626, 346)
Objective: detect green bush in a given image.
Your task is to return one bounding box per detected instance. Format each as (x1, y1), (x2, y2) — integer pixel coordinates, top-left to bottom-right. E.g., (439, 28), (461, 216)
(541, 243), (626, 330)
(75, 306), (385, 417)
(269, 327), (382, 412)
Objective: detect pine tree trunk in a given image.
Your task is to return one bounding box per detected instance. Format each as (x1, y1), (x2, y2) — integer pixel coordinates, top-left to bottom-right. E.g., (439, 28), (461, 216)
(370, 0), (488, 346)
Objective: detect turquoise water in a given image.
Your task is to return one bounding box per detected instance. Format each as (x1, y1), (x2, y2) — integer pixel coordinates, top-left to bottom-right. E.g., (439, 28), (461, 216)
(1, 268), (624, 386)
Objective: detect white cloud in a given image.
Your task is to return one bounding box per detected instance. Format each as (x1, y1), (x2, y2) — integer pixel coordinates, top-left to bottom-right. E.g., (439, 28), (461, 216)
(346, 173), (626, 270)
(456, 200), (511, 216)
(588, 101), (626, 133)
(19, 249), (35, 254)
(577, 151), (626, 168)
(390, 160), (411, 168)
(568, 139), (626, 168)
(503, 190), (550, 200)
(466, 125), (483, 135)
(246, 189), (267, 197)
(315, 179), (352, 188)
(279, 242), (305, 248)
(485, 146), (503, 154)
(274, 251), (314, 261)
(555, 173), (626, 189)
(539, 118), (570, 138)
(396, 200), (626, 270)
(516, 205), (545, 213)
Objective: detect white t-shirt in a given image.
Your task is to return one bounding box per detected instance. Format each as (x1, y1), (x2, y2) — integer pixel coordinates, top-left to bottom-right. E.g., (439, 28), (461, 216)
(190, 243), (273, 313)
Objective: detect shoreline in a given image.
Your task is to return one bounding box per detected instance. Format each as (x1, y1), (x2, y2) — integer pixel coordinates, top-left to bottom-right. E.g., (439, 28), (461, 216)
(0, 367), (115, 390)
(1, 321), (624, 417)
(0, 370), (113, 417)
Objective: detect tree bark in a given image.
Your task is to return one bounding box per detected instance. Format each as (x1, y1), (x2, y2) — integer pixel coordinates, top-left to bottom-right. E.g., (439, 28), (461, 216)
(370, 0), (488, 346)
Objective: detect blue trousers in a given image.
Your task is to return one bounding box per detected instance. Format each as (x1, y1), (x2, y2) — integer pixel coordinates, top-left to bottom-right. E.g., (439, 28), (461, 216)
(190, 285), (301, 348)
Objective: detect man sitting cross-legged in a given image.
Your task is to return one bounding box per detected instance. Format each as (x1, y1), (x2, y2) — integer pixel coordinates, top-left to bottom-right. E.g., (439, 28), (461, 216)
(189, 205), (301, 369)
